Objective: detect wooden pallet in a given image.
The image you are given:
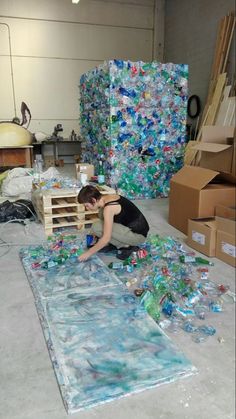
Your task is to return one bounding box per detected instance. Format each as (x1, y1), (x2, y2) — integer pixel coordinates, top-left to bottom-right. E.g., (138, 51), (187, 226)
(32, 189), (99, 235)
(94, 184), (116, 195)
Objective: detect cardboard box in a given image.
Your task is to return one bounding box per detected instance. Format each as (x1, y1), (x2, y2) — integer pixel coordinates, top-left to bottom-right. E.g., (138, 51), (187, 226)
(187, 217), (217, 257)
(216, 216), (236, 267)
(215, 204), (236, 220)
(44, 156), (55, 168)
(74, 154), (81, 163)
(192, 126), (235, 178)
(169, 165), (236, 234)
(75, 163), (94, 180)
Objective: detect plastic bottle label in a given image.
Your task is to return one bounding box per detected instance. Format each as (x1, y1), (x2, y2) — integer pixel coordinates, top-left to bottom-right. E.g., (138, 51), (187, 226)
(98, 174), (105, 184)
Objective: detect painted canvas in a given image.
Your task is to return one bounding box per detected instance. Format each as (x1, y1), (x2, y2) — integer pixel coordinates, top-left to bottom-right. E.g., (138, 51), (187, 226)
(20, 244), (196, 414)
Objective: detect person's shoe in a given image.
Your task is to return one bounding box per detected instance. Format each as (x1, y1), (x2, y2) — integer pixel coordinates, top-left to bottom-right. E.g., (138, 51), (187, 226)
(116, 246), (140, 260)
(98, 243), (117, 254)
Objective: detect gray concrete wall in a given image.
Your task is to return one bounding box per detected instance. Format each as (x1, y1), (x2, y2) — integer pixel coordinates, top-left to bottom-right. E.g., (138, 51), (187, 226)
(0, 0), (157, 137)
(164, 0), (235, 116)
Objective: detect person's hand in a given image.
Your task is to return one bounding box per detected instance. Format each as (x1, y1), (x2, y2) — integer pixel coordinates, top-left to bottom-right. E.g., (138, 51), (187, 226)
(78, 250), (92, 262)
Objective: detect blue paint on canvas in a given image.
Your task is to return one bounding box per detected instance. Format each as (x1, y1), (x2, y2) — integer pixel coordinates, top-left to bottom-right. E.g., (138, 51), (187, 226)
(20, 242), (196, 414)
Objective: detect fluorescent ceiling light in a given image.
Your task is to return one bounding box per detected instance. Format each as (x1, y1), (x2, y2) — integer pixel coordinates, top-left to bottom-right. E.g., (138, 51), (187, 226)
(72, 0), (80, 3)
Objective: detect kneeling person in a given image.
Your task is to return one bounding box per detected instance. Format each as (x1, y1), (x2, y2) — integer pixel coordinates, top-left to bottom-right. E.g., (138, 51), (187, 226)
(77, 185), (149, 261)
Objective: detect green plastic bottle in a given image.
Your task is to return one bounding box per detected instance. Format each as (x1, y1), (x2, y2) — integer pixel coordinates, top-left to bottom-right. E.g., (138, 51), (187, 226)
(142, 291), (161, 322)
(179, 255), (214, 266)
(98, 160), (105, 185)
(195, 257), (214, 266)
(179, 255), (196, 263)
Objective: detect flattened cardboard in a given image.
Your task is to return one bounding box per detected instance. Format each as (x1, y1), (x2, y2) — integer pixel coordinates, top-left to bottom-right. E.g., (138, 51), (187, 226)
(169, 166), (236, 234)
(187, 217), (217, 256)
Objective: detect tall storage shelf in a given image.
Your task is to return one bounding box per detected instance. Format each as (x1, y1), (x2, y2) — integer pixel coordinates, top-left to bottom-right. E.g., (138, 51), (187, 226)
(80, 60), (188, 199)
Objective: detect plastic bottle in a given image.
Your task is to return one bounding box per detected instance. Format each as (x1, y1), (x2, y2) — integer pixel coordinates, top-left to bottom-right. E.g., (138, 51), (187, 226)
(182, 320), (198, 333)
(33, 159), (41, 185)
(195, 257), (214, 266)
(142, 290), (161, 321)
(108, 261), (123, 270)
(98, 160), (105, 184)
(179, 255), (196, 263)
(179, 255), (214, 265)
(130, 251), (138, 265)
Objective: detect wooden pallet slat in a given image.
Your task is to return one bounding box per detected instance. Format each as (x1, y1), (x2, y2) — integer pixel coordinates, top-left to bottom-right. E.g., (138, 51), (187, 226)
(44, 211), (79, 220)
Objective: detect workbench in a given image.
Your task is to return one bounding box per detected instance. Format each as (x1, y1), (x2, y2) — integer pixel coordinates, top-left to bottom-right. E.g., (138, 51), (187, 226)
(0, 145), (33, 168)
(33, 139), (82, 165)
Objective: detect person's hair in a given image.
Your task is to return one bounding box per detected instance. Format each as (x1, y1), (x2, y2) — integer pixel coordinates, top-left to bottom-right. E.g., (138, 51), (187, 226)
(78, 185), (102, 204)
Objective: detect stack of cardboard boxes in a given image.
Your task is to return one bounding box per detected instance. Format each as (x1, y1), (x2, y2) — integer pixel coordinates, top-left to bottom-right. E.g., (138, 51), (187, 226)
(169, 126), (236, 266)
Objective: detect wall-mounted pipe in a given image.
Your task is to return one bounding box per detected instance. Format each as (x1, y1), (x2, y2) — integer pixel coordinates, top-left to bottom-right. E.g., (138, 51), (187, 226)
(0, 22), (17, 117)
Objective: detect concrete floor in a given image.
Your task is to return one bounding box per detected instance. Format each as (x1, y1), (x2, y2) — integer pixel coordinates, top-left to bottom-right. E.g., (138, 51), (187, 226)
(0, 167), (235, 419)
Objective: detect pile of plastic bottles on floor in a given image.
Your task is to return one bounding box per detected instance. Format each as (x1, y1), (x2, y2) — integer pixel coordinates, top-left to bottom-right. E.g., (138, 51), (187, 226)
(80, 60), (188, 199)
(28, 233), (84, 269)
(23, 231), (234, 343)
(109, 234), (234, 343)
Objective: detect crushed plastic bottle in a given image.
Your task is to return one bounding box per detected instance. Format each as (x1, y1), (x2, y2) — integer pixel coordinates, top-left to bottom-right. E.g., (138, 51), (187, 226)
(141, 290), (161, 321)
(29, 233), (84, 270)
(197, 267), (209, 280)
(182, 320), (199, 333)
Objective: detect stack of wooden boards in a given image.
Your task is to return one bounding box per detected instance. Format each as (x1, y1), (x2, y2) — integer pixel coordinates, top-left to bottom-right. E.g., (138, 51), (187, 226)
(32, 185), (116, 235)
(185, 12), (235, 166)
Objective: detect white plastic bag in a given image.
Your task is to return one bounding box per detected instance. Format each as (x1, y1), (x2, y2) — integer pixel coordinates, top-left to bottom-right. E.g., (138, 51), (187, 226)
(2, 174), (33, 196)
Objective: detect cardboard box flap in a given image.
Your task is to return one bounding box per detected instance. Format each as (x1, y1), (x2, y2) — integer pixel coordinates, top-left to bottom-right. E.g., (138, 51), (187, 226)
(171, 166), (219, 190)
(191, 217), (217, 229)
(215, 205), (236, 220)
(192, 143), (231, 153)
(202, 125), (235, 142)
(216, 216), (236, 235)
(204, 220), (217, 229)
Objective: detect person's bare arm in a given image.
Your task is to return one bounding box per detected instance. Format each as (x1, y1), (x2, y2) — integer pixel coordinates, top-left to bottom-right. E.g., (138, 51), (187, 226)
(78, 205), (116, 261)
